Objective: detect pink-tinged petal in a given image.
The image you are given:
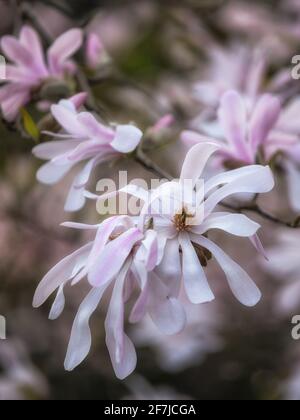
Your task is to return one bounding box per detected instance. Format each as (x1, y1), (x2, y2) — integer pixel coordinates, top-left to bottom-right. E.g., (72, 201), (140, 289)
(51, 102), (88, 137)
(6, 65), (37, 84)
(205, 165), (267, 195)
(150, 114), (175, 134)
(105, 260), (137, 380)
(73, 157), (99, 188)
(192, 235), (261, 307)
(0, 87), (30, 121)
(64, 156), (107, 212)
(64, 140), (107, 162)
(86, 32), (105, 69)
(249, 94), (281, 151)
(64, 286), (108, 371)
(77, 112), (114, 142)
(47, 28), (83, 75)
(192, 213), (260, 237)
(111, 125), (143, 153)
(218, 90), (252, 162)
(180, 142), (219, 188)
(178, 232), (215, 304)
(64, 182), (86, 213)
(33, 243), (93, 308)
(1, 35), (33, 67)
(89, 228), (143, 287)
(87, 216), (134, 269)
(135, 230), (158, 271)
(19, 26), (48, 77)
(155, 238), (181, 298)
(129, 274), (149, 324)
(32, 140), (81, 160)
(285, 160), (300, 212)
(69, 92), (88, 109)
(147, 271), (186, 335)
(49, 285), (65, 320)
(36, 161), (75, 185)
(204, 166), (275, 217)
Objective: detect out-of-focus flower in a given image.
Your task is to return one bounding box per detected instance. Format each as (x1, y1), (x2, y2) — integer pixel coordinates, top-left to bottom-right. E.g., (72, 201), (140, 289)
(0, 26), (83, 121)
(33, 215), (185, 379)
(33, 98), (143, 212)
(123, 374), (192, 400)
(96, 143), (275, 307)
(85, 33), (108, 70)
(193, 45), (266, 111)
(183, 90), (300, 211)
(261, 230), (300, 316)
(0, 340), (48, 400)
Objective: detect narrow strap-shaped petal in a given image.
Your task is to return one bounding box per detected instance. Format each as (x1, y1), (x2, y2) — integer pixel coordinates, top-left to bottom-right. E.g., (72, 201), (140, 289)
(191, 235), (261, 307)
(178, 232), (215, 304)
(191, 213), (260, 237)
(218, 90), (252, 163)
(180, 142), (219, 188)
(105, 259), (137, 379)
(88, 228), (143, 287)
(51, 101), (88, 137)
(134, 230), (159, 271)
(249, 94), (281, 152)
(33, 242), (93, 308)
(49, 285), (66, 320)
(36, 161), (75, 185)
(204, 165), (274, 217)
(205, 165), (266, 195)
(33, 140), (82, 160)
(20, 26), (48, 77)
(147, 271), (186, 335)
(64, 285), (108, 371)
(48, 28), (83, 75)
(155, 238), (181, 298)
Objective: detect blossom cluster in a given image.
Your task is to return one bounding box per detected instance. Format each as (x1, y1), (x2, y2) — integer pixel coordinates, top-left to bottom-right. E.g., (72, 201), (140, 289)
(0, 12), (299, 383)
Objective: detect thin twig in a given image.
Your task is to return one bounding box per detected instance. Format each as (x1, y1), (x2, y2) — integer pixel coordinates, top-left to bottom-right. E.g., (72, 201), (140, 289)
(135, 142), (173, 181)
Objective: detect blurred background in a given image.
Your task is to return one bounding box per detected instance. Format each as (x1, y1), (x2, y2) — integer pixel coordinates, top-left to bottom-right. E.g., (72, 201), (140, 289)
(1, 0), (300, 400)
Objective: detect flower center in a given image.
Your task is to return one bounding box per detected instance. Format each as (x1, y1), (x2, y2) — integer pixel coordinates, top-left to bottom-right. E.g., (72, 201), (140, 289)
(173, 209), (194, 232)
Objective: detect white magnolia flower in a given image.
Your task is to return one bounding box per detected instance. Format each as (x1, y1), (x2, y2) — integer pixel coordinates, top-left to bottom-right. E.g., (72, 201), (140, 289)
(95, 142), (275, 307)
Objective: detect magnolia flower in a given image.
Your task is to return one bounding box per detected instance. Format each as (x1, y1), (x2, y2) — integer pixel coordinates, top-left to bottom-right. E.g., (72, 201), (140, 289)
(33, 99), (143, 212)
(193, 45), (266, 111)
(33, 215), (185, 379)
(183, 90), (300, 211)
(94, 142), (275, 307)
(0, 26), (83, 121)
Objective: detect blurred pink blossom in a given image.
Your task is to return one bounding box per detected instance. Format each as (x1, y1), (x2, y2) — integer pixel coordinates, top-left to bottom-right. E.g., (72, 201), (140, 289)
(0, 26), (83, 121)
